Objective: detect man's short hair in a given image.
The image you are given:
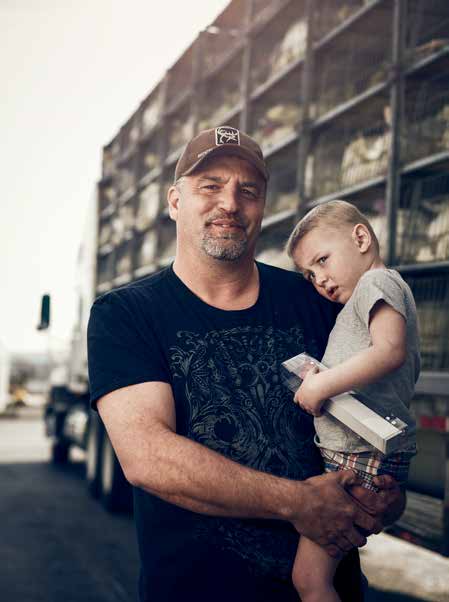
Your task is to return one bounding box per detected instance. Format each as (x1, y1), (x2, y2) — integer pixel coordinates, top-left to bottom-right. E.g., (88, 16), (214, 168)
(286, 200), (380, 257)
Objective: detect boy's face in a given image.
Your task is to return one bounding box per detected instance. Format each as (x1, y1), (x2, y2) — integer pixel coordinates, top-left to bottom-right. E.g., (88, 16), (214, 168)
(292, 224), (370, 304)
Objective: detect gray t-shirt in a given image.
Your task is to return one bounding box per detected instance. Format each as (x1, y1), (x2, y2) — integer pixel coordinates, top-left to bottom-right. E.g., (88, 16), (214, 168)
(314, 268), (420, 454)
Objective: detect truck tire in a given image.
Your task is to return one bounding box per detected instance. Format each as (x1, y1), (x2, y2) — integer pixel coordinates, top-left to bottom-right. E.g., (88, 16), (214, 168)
(51, 441), (69, 464)
(100, 435), (132, 513)
(86, 415), (103, 498)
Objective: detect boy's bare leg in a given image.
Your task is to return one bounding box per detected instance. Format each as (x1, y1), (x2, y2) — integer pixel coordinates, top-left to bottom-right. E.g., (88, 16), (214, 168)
(292, 535), (341, 602)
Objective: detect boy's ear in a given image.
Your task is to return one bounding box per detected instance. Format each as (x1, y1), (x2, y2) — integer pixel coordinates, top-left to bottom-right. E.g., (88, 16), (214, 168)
(167, 185), (180, 221)
(351, 223), (371, 253)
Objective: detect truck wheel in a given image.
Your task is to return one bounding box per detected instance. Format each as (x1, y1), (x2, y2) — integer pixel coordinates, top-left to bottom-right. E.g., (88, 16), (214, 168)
(86, 416), (103, 498)
(51, 441), (69, 464)
(100, 435), (132, 513)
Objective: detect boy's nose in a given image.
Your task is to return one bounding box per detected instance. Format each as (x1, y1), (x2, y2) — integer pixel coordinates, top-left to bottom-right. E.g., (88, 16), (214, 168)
(315, 273), (328, 287)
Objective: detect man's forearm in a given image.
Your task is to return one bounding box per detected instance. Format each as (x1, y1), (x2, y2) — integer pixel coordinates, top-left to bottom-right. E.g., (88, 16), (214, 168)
(127, 426), (298, 521)
(125, 427), (381, 556)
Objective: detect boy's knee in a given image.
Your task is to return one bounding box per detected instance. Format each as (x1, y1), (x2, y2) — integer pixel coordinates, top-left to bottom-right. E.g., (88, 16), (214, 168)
(293, 569), (321, 599)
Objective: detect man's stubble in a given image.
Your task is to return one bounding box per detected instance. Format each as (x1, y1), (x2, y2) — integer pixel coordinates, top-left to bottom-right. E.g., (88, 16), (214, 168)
(201, 230), (248, 261)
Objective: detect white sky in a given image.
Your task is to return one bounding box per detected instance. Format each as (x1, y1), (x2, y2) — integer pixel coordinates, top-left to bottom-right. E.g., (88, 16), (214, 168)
(0, 0), (229, 355)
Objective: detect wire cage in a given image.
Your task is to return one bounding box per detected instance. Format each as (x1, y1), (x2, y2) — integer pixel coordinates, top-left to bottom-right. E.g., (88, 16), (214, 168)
(397, 173), (449, 265)
(97, 252), (115, 286)
(251, 0), (287, 29)
(115, 163), (135, 200)
(135, 229), (158, 271)
(313, 0), (375, 41)
(157, 215), (177, 266)
(135, 182), (160, 233)
(141, 85), (163, 141)
(406, 0), (449, 66)
(265, 143), (299, 216)
(250, 66), (302, 153)
(166, 44), (195, 113)
(98, 217), (114, 251)
(310, 98), (391, 199)
(198, 53), (243, 132)
(98, 182), (117, 215)
(102, 138), (120, 180)
(120, 114), (140, 161)
(201, 0), (246, 76)
(256, 215), (296, 269)
(250, 1), (307, 93)
(138, 133), (162, 185)
(166, 102), (194, 158)
(403, 271), (449, 371)
(110, 203), (135, 248)
(403, 70), (449, 166)
(115, 240), (133, 278)
(312, 4), (392, 118)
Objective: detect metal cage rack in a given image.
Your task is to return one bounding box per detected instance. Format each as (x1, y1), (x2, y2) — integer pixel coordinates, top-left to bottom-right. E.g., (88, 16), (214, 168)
(94, 0), (449, 552)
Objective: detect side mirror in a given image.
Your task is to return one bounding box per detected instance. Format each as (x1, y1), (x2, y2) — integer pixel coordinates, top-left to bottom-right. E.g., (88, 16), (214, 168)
(37, 294), (51, 330)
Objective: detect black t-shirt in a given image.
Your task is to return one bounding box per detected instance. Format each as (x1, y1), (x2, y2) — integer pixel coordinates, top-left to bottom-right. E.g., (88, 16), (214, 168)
(88, 262), (363, 602)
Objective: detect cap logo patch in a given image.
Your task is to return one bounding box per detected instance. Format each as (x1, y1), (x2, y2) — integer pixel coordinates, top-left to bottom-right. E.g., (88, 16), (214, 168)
(215, 126), (240, 146)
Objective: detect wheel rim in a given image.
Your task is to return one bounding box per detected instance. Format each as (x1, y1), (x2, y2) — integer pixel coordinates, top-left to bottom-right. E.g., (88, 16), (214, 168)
(86, 426), (97, 482)
(101, 437), (114, 495)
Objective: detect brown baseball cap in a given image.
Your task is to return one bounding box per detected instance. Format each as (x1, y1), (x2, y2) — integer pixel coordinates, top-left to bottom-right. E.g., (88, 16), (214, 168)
(174, 126), (269, 183)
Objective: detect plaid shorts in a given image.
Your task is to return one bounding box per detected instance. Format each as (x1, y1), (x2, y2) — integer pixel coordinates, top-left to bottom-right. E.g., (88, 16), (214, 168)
(321, 448), (415, 492)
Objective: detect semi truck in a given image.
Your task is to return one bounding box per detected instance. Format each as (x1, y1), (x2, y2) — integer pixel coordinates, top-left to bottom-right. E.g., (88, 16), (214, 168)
(42, 0), (449, 554)
(0, 341), (11, 414)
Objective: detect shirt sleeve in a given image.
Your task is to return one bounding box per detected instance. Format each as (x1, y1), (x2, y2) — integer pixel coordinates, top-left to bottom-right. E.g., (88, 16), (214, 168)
(87, 290), (171, 409)
(353, 270), (407, 329)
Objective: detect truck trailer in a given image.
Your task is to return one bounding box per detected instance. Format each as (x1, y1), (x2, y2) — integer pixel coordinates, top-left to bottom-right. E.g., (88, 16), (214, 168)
(43, 0), (449, 554)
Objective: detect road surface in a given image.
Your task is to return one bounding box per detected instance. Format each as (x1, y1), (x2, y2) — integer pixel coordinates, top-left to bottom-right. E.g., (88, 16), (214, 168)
(0, 408), (448, 601)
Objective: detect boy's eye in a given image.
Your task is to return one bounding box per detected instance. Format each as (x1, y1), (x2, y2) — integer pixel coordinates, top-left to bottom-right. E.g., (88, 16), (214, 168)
(307, 271), (315, 282)
(318, 256), (327, 265)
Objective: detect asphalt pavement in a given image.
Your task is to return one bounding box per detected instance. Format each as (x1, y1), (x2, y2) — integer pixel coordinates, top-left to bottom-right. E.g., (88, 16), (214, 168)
(0, 409), (448, 602)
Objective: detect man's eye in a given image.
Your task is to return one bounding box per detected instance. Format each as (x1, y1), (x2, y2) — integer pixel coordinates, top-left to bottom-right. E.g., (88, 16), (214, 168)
(241, 188), (258, 198)
(203, 184), (219, 191)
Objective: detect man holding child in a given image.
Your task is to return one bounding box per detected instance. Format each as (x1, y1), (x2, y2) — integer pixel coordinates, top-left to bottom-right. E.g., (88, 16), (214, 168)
(87, 127), (406, 601)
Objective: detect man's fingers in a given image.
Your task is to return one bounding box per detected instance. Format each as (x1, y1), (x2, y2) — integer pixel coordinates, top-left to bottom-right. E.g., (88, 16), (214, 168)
(372, 474), (396, 490)
(349, 484), (382, 513)
(324, 544), (342, 558)
(345, 526), (367, 549)
(354, 507), (383, 534)
(335, 469), (360, 489)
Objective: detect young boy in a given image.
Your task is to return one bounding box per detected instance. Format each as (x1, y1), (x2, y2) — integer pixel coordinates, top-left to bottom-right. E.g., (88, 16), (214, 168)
(285, 200), (419, 602)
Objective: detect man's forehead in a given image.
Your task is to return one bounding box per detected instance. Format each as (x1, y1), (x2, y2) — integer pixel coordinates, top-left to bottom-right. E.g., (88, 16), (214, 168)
(191, 154), (262, 181)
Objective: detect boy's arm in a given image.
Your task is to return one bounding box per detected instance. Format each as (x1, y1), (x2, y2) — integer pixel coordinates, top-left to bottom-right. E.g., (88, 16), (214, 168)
(295, 300), (406, 415)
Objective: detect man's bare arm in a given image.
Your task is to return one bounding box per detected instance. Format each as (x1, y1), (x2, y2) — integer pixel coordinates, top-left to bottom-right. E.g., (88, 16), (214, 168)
(97, 381), (383, 556)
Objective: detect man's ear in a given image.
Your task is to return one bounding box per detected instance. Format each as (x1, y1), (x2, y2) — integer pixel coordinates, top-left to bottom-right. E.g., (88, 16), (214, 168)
(351, 223), (371, 253)
(167, 185), (180, 221)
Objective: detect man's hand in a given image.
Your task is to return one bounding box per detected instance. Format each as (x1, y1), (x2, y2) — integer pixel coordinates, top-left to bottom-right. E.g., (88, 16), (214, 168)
(349, 474), (406, 528)
(294, 367), (327, 416)
(291, 470), (383, 557)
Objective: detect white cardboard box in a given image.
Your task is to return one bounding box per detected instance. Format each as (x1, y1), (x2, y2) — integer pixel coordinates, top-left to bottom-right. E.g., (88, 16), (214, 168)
(281, 352), (408, 455)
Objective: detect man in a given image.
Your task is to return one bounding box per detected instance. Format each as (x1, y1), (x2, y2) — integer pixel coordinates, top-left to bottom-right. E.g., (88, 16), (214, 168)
(88, 126), (404, 601)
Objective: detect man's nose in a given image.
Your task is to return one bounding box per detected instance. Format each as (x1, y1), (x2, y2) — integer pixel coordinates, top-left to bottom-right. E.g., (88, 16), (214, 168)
(218, 186), (239, 212)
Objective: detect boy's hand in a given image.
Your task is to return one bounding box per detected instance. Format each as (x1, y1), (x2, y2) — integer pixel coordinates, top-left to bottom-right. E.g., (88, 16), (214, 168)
(294, 367), (327, 416)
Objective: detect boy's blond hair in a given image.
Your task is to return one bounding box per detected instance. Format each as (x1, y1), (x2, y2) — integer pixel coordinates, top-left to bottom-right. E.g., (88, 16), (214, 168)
(286, 200), (380, 257)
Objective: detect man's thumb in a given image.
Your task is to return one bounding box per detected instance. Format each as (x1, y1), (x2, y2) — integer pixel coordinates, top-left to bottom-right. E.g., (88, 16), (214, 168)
(337, 469), (360, 488)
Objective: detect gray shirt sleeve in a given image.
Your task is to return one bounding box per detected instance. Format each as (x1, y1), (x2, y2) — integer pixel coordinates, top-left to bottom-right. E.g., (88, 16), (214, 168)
(353, 269), (408, 328)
